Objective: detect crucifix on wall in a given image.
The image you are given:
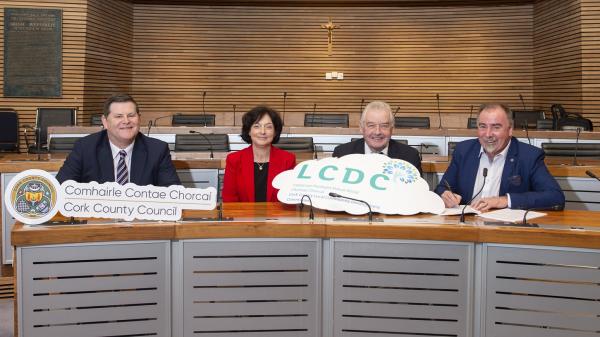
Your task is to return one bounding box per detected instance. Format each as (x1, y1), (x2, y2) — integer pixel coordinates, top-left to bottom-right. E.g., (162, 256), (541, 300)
(320, 17), (340, 56)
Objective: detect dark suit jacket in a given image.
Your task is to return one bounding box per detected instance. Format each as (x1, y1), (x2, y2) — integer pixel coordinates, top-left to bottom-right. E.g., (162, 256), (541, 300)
(56, 130), (181, 186)
(434, 137), (565, 210)
(222, 145), (296, 202)
(332, 138), (422, 174)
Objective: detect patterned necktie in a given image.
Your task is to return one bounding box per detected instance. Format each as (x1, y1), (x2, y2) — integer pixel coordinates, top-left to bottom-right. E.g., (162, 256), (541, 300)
(116, 150), (128, 185)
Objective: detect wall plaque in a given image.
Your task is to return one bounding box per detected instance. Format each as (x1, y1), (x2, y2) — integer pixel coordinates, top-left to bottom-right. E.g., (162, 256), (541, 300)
(4, 8), (62, 97)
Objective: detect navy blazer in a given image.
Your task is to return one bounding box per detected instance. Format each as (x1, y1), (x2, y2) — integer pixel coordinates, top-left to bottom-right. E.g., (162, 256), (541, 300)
(332, 138), (422, 174)
(434, 137), (565, 210)
(56, 130), (181, 186)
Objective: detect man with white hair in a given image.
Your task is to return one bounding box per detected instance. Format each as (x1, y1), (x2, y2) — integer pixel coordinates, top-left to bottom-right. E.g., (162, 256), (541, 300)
(332, 100), (421, 173)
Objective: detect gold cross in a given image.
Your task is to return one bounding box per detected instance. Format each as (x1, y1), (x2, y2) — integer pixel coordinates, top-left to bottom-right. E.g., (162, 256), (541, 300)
(320, 17), (340, 55)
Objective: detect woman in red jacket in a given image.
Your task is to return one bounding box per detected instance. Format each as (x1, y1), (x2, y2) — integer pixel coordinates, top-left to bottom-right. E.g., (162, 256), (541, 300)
(222, 105), (296, 202)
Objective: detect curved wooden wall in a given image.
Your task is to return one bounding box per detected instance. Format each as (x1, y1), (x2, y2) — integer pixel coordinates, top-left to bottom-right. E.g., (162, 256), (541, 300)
(132, 3), (535, 128)
(1, 0), (600, 154)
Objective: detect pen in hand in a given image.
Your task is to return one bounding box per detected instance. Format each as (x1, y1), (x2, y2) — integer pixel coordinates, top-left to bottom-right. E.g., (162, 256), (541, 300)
(443, 180), (452, 193)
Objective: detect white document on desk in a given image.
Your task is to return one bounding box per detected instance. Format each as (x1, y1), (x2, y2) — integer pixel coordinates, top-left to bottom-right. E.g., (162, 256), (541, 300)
(477, 209), (546, 223)
(441, 205), (481, 216)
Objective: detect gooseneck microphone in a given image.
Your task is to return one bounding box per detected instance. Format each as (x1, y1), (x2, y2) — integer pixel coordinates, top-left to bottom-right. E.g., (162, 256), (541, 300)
(393, 106), (400, 123)
(573, 127), (582, 166)
(233, 104), (237, 127)
(525, 122), (531, 145)
(146, 120), (153, 137)
(586, 170), (600, 182)
(519, 93), (526, 110)
(469, 105), (474, 119)
(360, 98), (365, 113)
(522, 205), (563, 226)
(300, 195), (315, 221)
(189, 130), (214, 159)
(311, 103), (317, 127)
(436, 93), (442, 129)
(153, 113), (181, 127)
(202, 91), (207, 127)
(282, 92), (287, 125)
(329, 192), (373, 223)
(460, 168), (488, 223)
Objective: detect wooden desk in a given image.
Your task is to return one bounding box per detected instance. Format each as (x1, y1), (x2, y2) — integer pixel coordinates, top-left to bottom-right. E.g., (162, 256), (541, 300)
(11, 204), (600, 337)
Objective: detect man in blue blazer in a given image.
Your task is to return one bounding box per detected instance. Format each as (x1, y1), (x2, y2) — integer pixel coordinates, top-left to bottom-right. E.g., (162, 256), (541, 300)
(435, 103), (564, 211)
(56, 94), (181, 186)
(332, 100), (422, 174)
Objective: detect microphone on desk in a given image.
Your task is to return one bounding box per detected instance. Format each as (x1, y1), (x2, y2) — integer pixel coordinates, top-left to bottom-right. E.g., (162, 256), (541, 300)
(282, 92), (287, 125)
(524, 122), (531, 145)
(436, 93), (442, 129)
(360, 98), (365, 113)
(522, 205), (563, 226)
(147, 120), (153, 137)
(218, 200), (223, 221)
(329, 192), (373, 223)
(202, 91), (207, 126)
(313, 143), (319, 159)
(189, 130), (214, 159)
(311, 103), (317, 126)
(469, 105), (474, 119)
(232, 104), (237, 126)
(519, 93), (526, 110)
(586, 170), (600, 182)
(572, 127), (582, 166)
(153, 113), (181, 127)
(300, 195), (315, 221)
(460, 168), (488, 223)
(393, 106), (400, 126)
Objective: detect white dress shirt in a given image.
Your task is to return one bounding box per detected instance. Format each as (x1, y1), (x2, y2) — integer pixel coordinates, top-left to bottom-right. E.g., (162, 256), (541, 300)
(472, 140), (512, 207)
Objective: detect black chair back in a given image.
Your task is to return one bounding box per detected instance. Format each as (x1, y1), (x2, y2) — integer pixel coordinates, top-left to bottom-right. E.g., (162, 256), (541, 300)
(542, 143), (600, 158)
(513, 110), (545, 129)
(90, 114), (103, 126)
(304, 114), (349, 128)
(172, 114), (216, 127)
(174, 134), (229, 152)
(275, 137), (315, 153)
(467, 118), (477, 129)
(49, 137), (80, 153)
(0, 110), (19, 152)
(34, 107), (77, 148)
(394, 117), (430, 129)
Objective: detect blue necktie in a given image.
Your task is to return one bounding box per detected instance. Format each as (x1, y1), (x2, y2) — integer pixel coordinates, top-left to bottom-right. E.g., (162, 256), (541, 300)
(116, 150), (128, 185)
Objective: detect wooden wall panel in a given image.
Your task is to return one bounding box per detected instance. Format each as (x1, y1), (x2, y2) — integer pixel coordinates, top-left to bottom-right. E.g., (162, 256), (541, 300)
(0, 0), (87, 151)
(82, 0), (133, 124)
(581, 0), (600, 128)
(131, 4), (534, 128)
(533, 0), (583, 121)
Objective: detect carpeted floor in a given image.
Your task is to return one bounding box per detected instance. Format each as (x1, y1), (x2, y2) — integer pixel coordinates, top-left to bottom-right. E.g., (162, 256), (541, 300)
(0, 299), (13, 337)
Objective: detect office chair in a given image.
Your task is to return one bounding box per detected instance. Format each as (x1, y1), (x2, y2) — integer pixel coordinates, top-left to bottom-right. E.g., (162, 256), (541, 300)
(48, 137), (80, 153)
(90, 114), (103, 126)
(542, 143), (600, 158)
(0, 110), (19, 152)
(172, 114), (216, 127)
(467, 118), (477, 129)
(174, 134), (230, 152)
(394, 117), (430, 129)
(304, 114), (349, 128)
(513, 110), (545, 130)
(27, 107), (77, 153)
(275, 137), (315, 153)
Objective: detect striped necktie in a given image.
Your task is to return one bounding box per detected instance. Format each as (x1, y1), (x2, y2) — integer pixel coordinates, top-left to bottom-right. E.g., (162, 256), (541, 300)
(116, 150), (128, 185)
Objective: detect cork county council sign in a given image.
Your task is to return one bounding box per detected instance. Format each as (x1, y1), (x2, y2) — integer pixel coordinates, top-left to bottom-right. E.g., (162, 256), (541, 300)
(4, 169), (217, 225)
(273, 154), (445, 215)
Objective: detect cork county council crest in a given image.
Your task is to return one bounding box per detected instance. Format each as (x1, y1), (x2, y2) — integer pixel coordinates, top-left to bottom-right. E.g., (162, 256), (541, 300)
(4, 170), (61, 225)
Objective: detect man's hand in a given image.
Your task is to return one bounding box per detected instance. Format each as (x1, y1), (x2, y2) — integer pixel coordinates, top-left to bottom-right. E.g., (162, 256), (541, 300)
(471, 196), (508, 212)
(441, 190), (462, 208)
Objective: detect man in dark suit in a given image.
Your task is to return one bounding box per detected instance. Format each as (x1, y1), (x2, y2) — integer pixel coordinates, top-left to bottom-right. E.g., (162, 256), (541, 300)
(56, 93), (181, 186)
(435, 103), (564, 211)
(332, 100), (422, 173)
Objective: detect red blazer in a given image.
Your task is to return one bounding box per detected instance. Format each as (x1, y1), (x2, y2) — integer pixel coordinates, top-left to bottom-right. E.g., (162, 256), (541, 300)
(222, 145), (296, 202)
